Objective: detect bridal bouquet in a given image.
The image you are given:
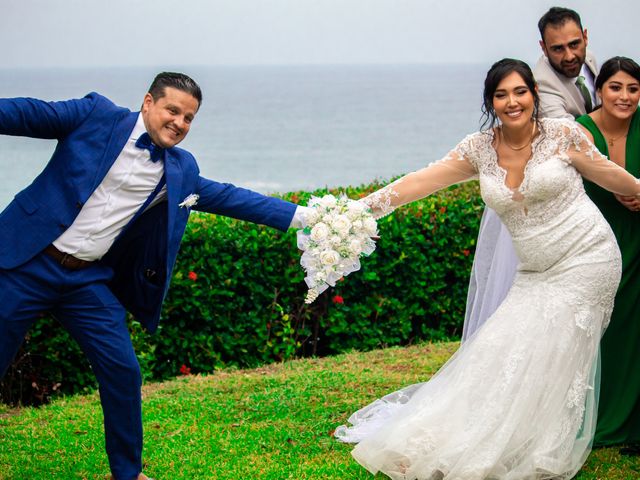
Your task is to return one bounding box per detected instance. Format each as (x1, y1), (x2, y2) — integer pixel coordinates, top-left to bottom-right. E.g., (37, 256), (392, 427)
(297, 194), (378, 304)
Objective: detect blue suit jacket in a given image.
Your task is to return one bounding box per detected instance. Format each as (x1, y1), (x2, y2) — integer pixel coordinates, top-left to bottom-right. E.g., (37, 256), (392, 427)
(0, 93), (297, 332)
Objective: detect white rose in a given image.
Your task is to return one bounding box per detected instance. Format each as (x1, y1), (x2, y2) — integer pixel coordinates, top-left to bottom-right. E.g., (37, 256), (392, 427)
(322, 212), (337, 224)
(307, 195), (322, 207)
(318, 194), (338, 209)
(364, 217), (378, 236)
(320, 249), (341, 266)
(304, 208), (320, 225)
(349, 239), (363, 256)
(329, 235), (343, 247)
(352, 219), (363, 230)
(332, 215), (352, 235)
(349, 200), (365, 211)
(310, 222), (330, 241)
(345, 201), (366, 219)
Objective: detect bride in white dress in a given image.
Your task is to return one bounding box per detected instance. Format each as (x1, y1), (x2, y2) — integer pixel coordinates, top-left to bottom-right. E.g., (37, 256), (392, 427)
(334, 59), (640, 479)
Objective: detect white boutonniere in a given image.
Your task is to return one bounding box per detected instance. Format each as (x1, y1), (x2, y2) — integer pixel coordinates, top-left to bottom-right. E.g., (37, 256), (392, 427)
(179, 193), (199, 208)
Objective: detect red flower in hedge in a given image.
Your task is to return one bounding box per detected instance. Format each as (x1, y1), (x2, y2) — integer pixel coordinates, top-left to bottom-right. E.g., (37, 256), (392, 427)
(332, 295), (344, 304)
(188, 271), (198, 281)
(439, 206), (447, 214)
(462, 249), (471, 257)
(179, 364), (191, 376)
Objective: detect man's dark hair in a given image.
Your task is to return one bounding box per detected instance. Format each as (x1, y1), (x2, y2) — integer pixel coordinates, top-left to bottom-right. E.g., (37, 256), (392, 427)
(537, 7), (583, 40)
(148, 72), (203, 107)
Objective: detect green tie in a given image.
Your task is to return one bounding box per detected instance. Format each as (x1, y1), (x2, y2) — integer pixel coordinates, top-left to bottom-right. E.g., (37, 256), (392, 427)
(576, 76), (593, 113)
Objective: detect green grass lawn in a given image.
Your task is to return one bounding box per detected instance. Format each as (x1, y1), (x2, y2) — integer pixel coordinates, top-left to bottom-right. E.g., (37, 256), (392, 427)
(1, 342), (639, 479)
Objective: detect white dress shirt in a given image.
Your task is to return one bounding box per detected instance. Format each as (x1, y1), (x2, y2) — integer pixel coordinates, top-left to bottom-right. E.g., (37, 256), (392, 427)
(53, 114), (167, 261)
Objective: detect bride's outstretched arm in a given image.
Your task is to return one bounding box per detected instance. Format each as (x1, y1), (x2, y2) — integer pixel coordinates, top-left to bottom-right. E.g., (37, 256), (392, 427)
(567, 124), (640, 197)
(362, 146), (479, 219)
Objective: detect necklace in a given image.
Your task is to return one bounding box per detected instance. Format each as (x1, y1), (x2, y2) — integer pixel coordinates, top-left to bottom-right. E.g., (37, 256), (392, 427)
(604, 132), (628, 147)
(501, 121), (536, 151)
(597, 111), (629, 146)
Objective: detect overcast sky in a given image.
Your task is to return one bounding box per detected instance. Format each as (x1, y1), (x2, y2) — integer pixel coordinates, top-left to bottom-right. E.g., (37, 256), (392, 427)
(1, 0), (638, 69)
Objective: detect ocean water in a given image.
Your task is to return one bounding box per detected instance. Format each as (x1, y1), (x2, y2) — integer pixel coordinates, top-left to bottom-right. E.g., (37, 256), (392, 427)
(0, 64), (486, 209)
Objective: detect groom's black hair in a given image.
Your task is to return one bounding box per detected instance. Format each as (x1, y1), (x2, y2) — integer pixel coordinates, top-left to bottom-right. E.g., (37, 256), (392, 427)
(537, 7), (583, 40)
(148, 72), (203, 107)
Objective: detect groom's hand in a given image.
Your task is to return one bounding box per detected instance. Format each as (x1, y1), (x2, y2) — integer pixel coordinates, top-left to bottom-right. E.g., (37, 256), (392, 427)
(614, 193), (640, 212)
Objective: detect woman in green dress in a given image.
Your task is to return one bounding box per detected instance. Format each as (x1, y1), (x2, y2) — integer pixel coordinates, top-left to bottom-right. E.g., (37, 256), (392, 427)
(577, 56), (640, 452)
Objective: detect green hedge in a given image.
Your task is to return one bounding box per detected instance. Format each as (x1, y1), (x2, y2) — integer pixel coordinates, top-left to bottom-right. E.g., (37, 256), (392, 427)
(0, 180), (483, 405)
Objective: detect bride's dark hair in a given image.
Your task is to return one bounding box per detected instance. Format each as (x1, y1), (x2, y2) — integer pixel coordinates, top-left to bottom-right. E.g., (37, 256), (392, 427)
(480, 58), (540, 131)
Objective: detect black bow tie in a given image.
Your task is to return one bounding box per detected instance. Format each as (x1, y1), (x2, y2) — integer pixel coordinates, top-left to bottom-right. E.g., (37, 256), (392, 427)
(135, 133), (165, 162)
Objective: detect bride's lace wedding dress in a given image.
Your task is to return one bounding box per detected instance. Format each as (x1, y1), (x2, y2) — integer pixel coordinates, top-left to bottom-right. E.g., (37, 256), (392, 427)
(335, 118), (640, 480)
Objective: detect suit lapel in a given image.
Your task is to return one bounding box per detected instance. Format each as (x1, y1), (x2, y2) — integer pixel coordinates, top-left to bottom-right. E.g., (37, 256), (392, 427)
(586, 52), (599, 78)
(540, 56), (588, 116)
(547, 61), (584, 115)
(92, 111), (139, 187)
(585, 53), (600, 108)
(164, 151), (184, 247)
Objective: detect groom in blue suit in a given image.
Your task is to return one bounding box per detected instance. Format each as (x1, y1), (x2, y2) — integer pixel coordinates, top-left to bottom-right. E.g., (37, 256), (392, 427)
(0, 72), (298, 479)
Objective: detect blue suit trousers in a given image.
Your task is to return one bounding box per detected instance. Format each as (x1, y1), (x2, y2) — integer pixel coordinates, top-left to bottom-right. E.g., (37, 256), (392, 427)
(0, 252), (143, 480)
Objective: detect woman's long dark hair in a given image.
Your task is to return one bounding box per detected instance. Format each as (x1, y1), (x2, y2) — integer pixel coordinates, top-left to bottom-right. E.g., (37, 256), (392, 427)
(480, 58), (540, 131)
(595, 56), (640, 90)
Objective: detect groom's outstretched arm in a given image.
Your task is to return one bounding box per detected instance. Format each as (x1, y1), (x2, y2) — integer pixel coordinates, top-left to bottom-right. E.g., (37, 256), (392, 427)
(194, 175), (298, 231)
(0, 93), (99, 139)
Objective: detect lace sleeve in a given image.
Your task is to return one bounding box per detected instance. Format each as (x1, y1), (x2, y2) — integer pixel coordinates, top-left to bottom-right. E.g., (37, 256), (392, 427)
(362, 136), (479, 219)
(562, 122), (640, 197)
